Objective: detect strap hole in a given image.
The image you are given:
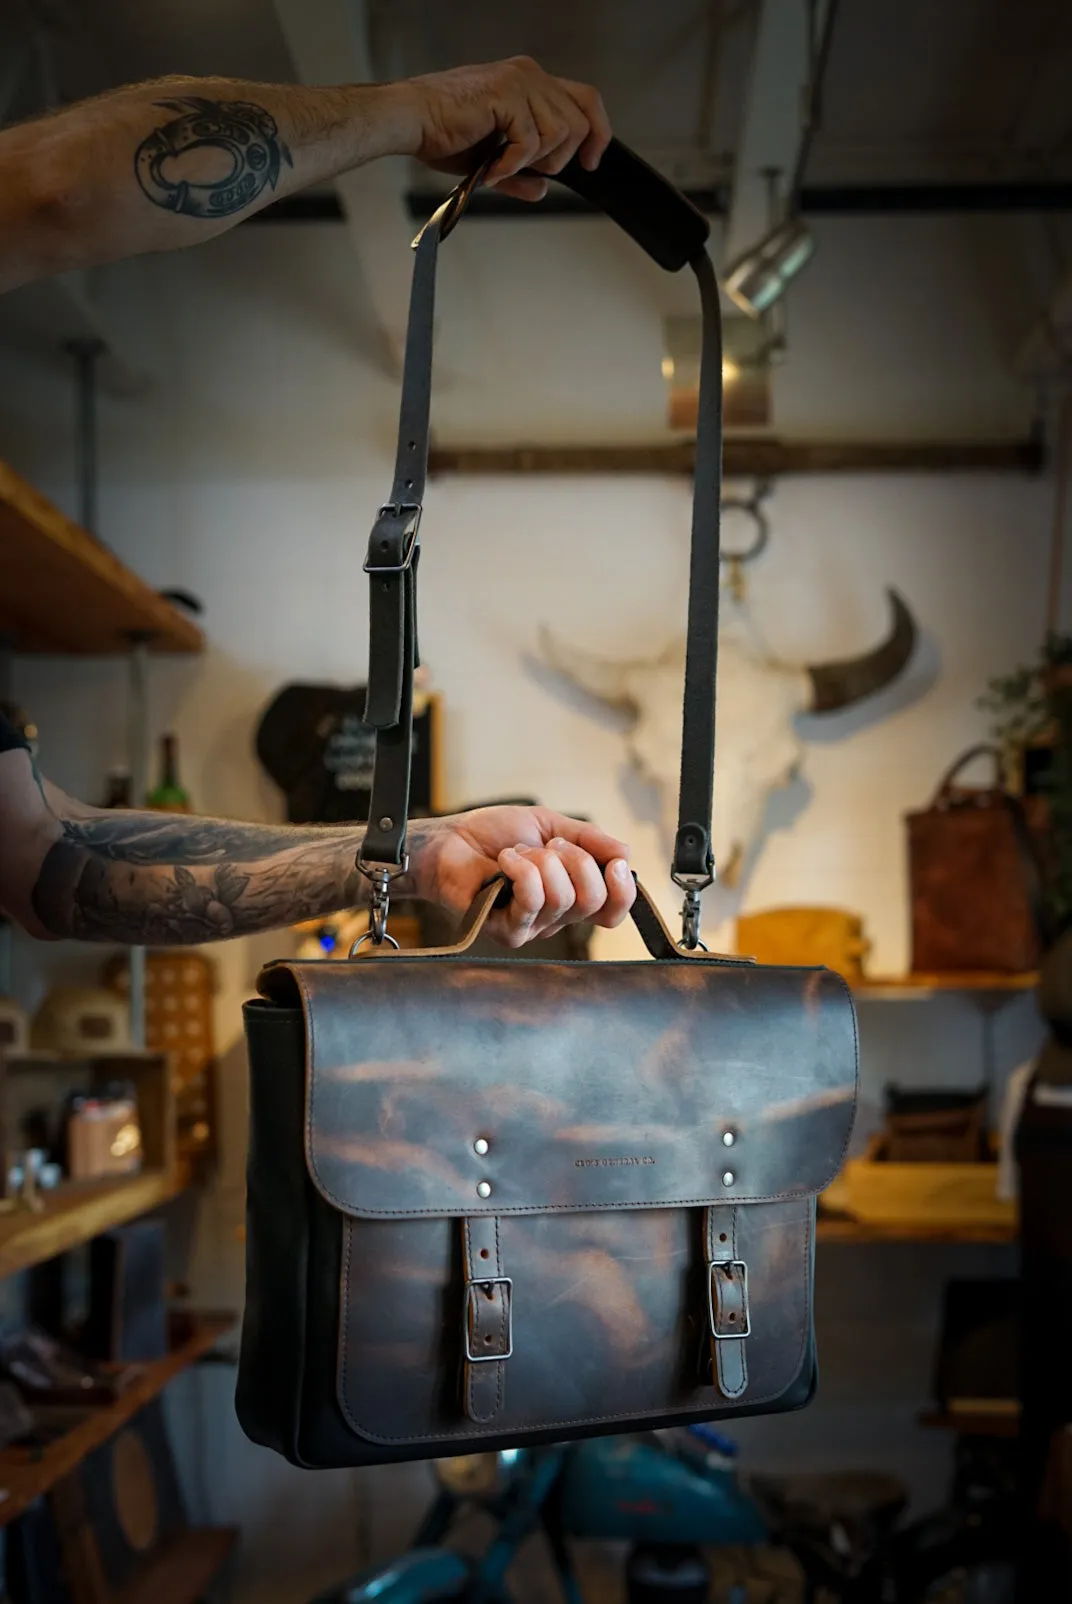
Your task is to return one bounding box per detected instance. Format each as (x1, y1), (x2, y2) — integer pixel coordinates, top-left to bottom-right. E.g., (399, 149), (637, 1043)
(484, 1334), (494, 1344)
(479, 1248), (489, 1260)
(407, 440), (416, 450)
(405, 479), (413, 489)
(719, 1233), (728, 1243)
(729, 1312), (736, 1322)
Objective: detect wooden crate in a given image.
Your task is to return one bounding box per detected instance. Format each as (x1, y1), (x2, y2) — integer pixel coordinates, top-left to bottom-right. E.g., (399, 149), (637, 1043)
(835, 1135), (1018, 1232)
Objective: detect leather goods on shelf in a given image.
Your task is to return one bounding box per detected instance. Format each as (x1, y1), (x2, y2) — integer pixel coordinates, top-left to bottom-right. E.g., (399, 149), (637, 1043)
(735, 907), (871, 981)
(906, 744), (1044, 974)
(883, 1085), (988, 1163)
(237, 141), (859, 1468)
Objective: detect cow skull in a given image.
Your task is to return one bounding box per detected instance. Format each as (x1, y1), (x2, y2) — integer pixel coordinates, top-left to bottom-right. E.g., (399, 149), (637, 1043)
(539, 589), (917, 886)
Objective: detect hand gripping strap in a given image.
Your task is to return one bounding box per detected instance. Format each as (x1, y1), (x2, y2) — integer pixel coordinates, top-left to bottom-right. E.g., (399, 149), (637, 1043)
(361, 146), (724, 922)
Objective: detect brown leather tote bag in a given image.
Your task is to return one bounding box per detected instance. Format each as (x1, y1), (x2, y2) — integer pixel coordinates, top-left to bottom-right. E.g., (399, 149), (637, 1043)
(236, 142), (859, 1468)
(906, 744), (1044, 974)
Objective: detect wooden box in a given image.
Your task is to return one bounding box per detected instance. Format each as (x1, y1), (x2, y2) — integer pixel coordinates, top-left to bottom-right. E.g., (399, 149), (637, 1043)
(836, 1135), (1017, 1232)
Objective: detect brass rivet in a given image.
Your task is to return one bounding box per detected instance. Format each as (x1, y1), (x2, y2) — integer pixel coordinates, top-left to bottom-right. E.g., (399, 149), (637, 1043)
(474, 1137), (490, 1156)
(722, 1130), (736, 1148)
(378, 816), (393, 831)
(721, 1170), (735, 1187)
(476, 1180), (492, 1199)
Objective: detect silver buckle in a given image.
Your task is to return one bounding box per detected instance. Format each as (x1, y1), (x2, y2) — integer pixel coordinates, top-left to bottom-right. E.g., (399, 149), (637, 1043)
(707, 1260), (750, 1340)
(364, 504), (421, 574)
(464, 1277), (513, 1363)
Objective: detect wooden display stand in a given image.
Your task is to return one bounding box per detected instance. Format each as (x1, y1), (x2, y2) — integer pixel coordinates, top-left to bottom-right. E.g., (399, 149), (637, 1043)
(829, 1134), (1017, 1236)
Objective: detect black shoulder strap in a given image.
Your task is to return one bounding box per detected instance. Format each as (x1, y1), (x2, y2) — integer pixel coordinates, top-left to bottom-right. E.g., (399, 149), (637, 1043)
(359, 140), (723, 948)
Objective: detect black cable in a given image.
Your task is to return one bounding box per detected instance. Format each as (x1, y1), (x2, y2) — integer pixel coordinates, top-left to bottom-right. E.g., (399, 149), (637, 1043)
(789, 0), (842, 207)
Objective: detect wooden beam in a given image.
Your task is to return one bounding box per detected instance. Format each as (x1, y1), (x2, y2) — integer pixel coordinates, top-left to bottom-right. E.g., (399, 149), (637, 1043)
(428, 436), (1045, 478)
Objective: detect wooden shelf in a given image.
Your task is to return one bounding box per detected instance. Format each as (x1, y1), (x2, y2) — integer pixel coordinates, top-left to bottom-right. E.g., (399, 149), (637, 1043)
(115, 1527), (239, 1604)
(817, 1212), (1016, 1244)
(0, 1312), (234, 1528)
(0, 458), (203, 653)
(853, 971), (1037, 1000)
(920, 1405), (1020, 1438)
(0, 1171), (185, 1281)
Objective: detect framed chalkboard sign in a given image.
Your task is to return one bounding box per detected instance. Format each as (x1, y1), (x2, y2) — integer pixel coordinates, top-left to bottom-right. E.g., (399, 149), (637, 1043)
(256, 684), (443, 824)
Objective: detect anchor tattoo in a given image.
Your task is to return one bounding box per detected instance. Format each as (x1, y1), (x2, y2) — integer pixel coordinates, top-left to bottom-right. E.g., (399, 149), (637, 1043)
(134, 97), (292, 219)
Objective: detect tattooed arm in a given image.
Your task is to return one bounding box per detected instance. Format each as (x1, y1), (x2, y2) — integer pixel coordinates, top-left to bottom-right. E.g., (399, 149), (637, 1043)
(0, 59), (610, 293)
(0, 748), (634, 949)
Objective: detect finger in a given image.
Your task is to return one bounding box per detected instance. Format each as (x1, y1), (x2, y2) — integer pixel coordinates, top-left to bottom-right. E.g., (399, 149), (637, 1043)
(589, 856), (636, 930)
(493, 173), (549, 203)
(536, 810), (630, 867)
(526, 93), (589, 176)
(516, 844), (576, 941)
(492, 846), (543, 948)
(561, 80), (613, 170)
(485, 105), (541, 185)
(536, 837), (608, 939)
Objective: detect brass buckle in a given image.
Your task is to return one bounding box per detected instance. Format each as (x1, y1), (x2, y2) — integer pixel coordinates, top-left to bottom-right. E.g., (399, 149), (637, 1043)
(464, 1277), (514, 1363)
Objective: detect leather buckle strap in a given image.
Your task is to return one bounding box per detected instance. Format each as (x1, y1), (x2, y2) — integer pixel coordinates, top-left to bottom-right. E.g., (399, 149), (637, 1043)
(363, 504), (422, 576)
(708, 1259), (750, 1340)
(705, 1206), (749, 1401)
(463, 1277), (514, 1362)
(460, 1217), (511, 1424)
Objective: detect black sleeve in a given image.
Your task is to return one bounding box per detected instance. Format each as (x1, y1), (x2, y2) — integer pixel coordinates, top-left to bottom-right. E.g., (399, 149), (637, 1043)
(0, 710), (29, 753)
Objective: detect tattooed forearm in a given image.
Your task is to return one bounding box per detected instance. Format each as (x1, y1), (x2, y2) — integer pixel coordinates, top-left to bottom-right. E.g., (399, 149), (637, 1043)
(134, 98), (292, 219)
(29, 810), (435, 946)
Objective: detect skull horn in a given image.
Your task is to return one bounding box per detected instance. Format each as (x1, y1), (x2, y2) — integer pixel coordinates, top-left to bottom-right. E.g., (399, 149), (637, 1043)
(537, 627), (640, 714)
(806, 589), (917, 713)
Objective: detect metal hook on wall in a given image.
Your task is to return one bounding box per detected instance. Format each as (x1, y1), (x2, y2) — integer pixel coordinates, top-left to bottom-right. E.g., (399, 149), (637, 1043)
(720, 479), (773, 601)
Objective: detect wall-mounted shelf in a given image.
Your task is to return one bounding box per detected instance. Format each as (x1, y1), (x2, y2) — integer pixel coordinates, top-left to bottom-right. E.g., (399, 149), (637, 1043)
(920, 1404), (1019, 1438)
(817, 1212), (1016, 1245)
(852, 971), (1037, 1000)
(0, 1311), (233, 1529)
(0, 1172), (184, 1282)
(0, 458), (203, 653)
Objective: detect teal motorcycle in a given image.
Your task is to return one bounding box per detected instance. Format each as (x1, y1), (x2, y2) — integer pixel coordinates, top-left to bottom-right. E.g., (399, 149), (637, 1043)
(311, 1426), (1016, 1604)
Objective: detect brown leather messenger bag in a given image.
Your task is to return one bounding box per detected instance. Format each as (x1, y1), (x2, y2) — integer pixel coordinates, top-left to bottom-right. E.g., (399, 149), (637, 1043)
(236, 141), (859, 1467)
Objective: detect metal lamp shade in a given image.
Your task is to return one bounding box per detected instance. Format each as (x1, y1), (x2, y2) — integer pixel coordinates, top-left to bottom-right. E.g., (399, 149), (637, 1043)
(723, 218), (816, 318)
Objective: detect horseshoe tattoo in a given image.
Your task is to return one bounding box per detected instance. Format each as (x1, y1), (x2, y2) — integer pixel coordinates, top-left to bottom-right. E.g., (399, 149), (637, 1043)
(134, 97), (292, 219)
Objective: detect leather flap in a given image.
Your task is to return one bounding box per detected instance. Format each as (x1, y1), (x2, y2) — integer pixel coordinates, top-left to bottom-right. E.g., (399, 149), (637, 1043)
(256, 957), (857, 1220)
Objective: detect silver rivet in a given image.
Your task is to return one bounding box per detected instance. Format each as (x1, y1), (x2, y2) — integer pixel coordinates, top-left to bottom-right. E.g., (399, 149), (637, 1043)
(722, 1130), (736, 1148)
(378, 815), (393, 831)
(476, 1180), (492, 1199)
(474, 1137), (489, 1156)
(721, 1170), (735, 1187)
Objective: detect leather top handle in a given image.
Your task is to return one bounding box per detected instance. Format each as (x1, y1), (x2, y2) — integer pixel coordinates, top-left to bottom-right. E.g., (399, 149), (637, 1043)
(551, 138), (711, 273)
(355, 875), (756, 967)
(932, 743), (1004, 805)
(359, 139), (724, 949)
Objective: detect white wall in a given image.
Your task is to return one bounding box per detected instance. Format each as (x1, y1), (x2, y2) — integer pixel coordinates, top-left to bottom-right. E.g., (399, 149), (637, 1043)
(0, 206), (1058, 1592)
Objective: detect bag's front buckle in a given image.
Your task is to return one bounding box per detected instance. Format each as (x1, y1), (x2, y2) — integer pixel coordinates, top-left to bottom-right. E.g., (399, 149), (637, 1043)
(707, 1260), (750, 1340)
(364, 504), (422, 575)
(464, 1276), (513, 1363)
